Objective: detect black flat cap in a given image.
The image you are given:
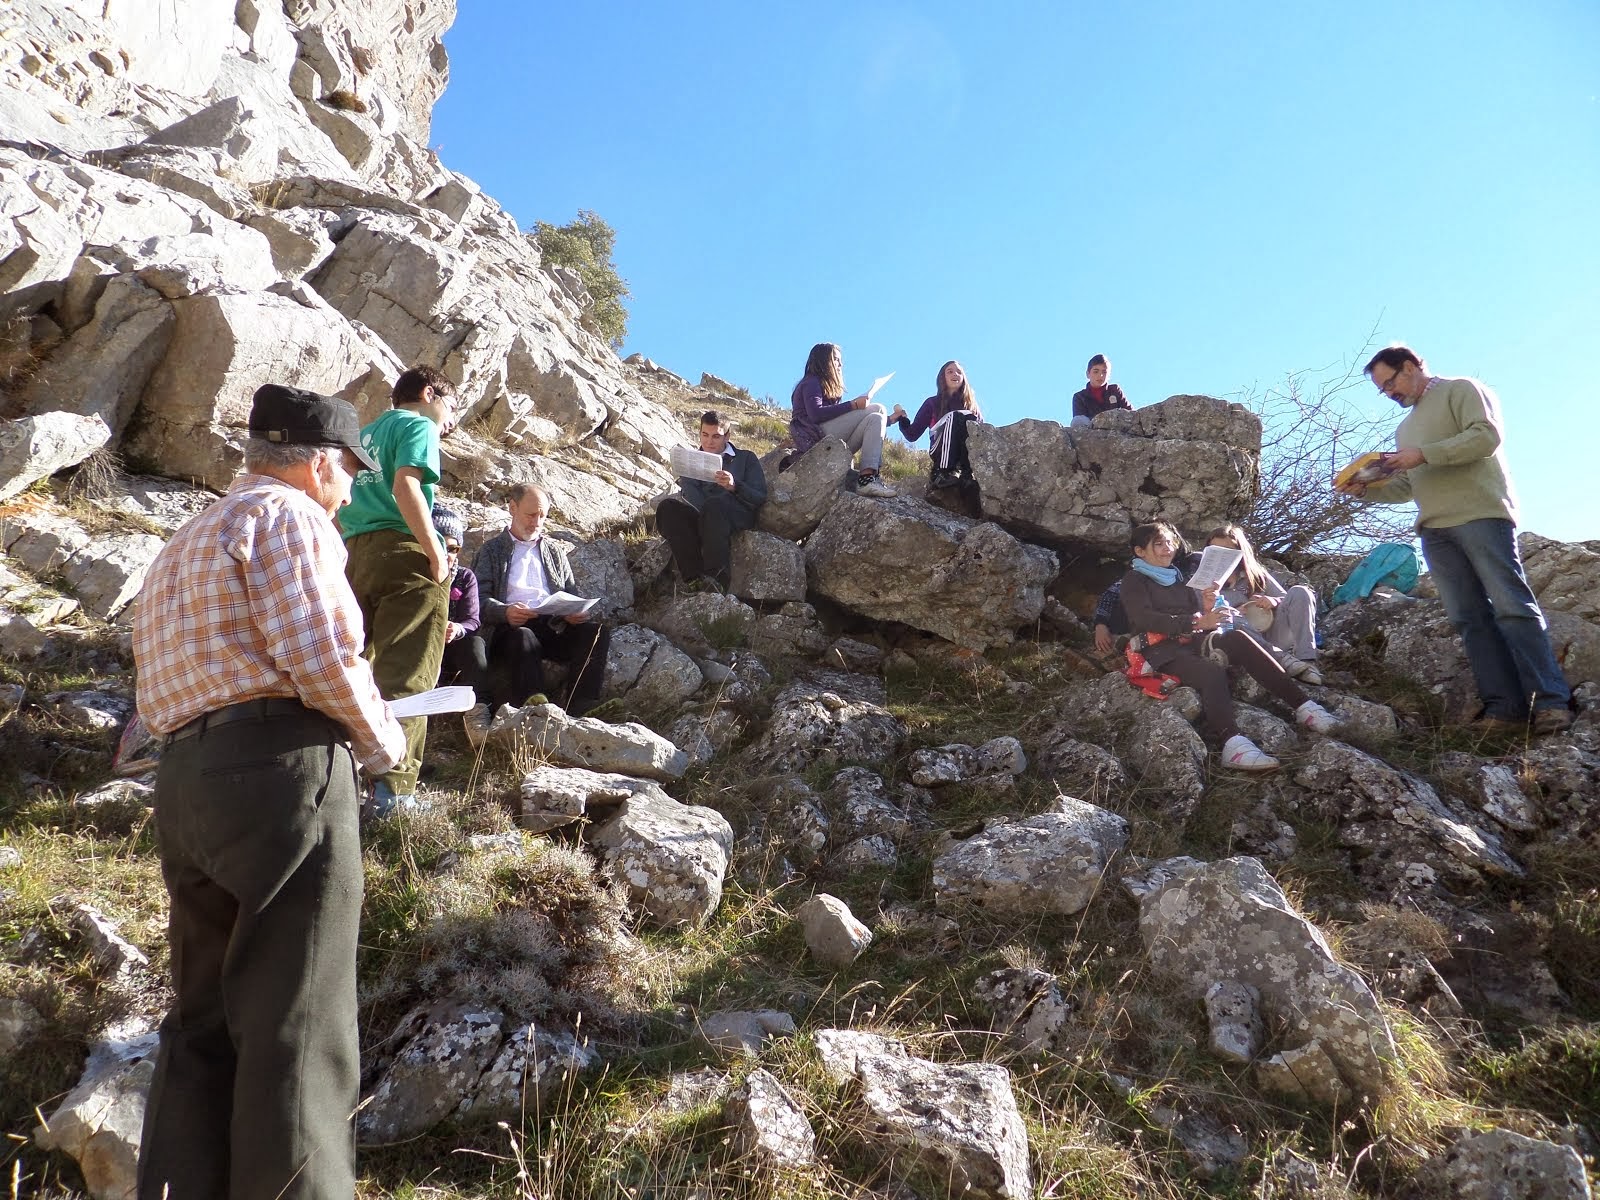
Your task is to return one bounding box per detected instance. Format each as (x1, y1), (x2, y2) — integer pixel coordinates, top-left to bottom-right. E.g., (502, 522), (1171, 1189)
(248, 384), (378, 471)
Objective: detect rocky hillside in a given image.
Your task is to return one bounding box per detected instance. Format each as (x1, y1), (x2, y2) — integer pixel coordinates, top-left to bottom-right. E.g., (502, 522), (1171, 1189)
(6, 4), (1600, 1199)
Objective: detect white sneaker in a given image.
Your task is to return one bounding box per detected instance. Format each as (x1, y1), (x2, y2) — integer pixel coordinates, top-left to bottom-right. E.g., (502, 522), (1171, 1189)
(1222, 734), (1280, 772)
(463, 702), (493, 748)
(1295, 699), (1341, 734)
(1298, 665), (1324, 686)
(856, 474), (896, 498)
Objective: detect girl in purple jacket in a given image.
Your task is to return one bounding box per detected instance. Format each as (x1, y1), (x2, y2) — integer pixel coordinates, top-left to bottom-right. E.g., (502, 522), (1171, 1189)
(890, 360), (983, 489)
(788, 342), (895, 497)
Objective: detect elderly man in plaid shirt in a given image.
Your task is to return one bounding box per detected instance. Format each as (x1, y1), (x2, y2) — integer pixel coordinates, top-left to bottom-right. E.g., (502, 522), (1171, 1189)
(132, 384), (406, 1200)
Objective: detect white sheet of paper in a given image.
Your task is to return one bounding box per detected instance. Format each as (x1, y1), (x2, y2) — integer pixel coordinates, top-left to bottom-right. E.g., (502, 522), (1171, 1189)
(671, 444), (724, 482)
(866, 372), (895, 400)
(533, 591), (598, 618)
(1185, 545), (1244, 592)
(389, 685), (477, 718)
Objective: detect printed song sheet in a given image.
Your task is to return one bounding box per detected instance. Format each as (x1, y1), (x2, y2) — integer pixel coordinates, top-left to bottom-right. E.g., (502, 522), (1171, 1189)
(1185, 545), (1244, 592)
(866, 372), (895, 400)
(534, 591), (599, 618)
(670, 444), (723, 482)
(390, 685), (477, 718)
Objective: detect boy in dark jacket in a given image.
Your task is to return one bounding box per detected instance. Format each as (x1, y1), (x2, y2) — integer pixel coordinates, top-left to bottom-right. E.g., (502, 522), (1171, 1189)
(1071, 353), (1133, 427)
(656, 410), (767, 591)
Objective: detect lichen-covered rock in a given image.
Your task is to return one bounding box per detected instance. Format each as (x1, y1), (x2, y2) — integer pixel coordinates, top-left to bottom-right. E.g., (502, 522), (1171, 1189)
(909, 736), (1026, 786)
(517, 764), (648, 834)
(1033, 729), (1131, 799)
(1125, 856), (1395, 1103)
(726, 1068), (816, 1168)
(750, 601), (830, 658)
(1414, 1127), (1591, 1200)
(561, 535), (634, 619)
(490, 702), (688, 781)
(748, 678), (907, 774)
(70, 904), (149, 980)
(35, 1027), (160, 1200)
(1125, 703), (1208, 822)
(1, 510), (162, 620)
(967, 398), (1260, 555)
(459, 1025), (596, 1122)
(805, 493), (1057, 650)
(1203, 980), (1264, 1064)
(933, 796), (1129, 916)
(358, 1004), (504, 1145)
(1521, 530), (1600, 623)
(846, 1042), (1033, 1200)
(813, 1028), (910, 1084)
(1293, 740), (1523, 879)
(822, 636), (884, 673)
(588, 786), (734, 928)
(827, 767), (917, 843)
(0, 996), (45, 1056)
(830, 834), (898, 872)
(601, 623), (703, 706)
(973, 967), (1075, 1052)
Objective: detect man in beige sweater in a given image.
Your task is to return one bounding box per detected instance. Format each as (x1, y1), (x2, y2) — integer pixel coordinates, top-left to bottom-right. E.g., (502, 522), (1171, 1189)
(1338, 344), (1571, 735)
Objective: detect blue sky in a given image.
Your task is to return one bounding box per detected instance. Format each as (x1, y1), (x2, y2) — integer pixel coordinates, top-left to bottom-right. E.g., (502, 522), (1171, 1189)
(432, 1), (1599, 543)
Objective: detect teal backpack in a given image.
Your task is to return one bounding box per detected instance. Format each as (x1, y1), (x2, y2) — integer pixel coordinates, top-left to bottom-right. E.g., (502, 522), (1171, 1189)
(1330, 542), (1420, 606)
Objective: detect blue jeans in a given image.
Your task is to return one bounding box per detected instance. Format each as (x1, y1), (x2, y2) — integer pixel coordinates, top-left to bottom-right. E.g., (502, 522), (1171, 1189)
(1419, 518), (1570, 720)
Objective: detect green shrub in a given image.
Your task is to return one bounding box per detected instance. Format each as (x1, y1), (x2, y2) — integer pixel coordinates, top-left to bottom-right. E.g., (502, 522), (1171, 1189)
(533, 210), (631, 349)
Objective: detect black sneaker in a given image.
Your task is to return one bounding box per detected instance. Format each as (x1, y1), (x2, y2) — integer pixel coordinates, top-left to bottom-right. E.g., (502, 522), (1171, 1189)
(930, 469), (959, 490)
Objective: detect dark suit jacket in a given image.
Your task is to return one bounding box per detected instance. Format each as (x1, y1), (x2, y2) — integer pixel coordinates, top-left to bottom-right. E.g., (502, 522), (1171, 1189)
(471, 530), (578, 630)
(673, 443), (767, 519)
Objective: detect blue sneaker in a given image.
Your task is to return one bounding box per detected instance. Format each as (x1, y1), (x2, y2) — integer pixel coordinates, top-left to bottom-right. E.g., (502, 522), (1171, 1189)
(368, 779), (430, 820)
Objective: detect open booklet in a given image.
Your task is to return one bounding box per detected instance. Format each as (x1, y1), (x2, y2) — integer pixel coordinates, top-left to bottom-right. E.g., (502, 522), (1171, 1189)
(670, 444), (724, 482)
(534, 590), (598, 618)
(390, 685), (478, 719)
(1185, 545), (1244, 592)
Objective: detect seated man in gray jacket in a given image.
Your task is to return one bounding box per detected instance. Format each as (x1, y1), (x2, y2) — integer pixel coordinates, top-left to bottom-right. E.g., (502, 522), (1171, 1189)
(655, 410), (767, 592)
(466, 484), (609, 719)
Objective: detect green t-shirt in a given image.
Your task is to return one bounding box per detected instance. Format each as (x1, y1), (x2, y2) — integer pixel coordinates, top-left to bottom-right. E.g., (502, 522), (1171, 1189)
(338, 407), (441, 540)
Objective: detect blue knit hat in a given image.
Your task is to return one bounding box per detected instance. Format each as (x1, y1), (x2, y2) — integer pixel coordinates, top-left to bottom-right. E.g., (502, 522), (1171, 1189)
(431, 506), (465, 544)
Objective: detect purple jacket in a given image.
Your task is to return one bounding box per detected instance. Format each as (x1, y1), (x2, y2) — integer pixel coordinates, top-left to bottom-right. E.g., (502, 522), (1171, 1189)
(446, 565), (480, 634)
(789, 374), (856, 454)
(896, 393), (983, 443)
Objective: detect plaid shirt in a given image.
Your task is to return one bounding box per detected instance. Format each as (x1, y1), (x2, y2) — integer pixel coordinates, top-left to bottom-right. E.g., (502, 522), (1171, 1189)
(133, 474), (405, 774)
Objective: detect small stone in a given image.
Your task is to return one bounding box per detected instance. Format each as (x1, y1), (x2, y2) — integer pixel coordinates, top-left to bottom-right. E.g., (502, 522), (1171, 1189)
(796, 893), (873, 968)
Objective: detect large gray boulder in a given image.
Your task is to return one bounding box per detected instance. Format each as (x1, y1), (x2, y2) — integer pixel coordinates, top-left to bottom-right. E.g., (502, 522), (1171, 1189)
(1293, 740), (1524, 880)
(0, 413), (112, 503)
(729, 529), (807, 601)
(967, 396), (1261, 554)
(725, 1068), (816, 1169)
(933, 796), (1129, 916)
(756, 437), (851, 540)
(805, 493), (1057, 650)
(601, 623), (704, 706)
(1124, 856), (1396, 1104)
(1414, 1127), (1591, 1200)
(1521, 530), (1600, 622)
(0, 510), (164, 620)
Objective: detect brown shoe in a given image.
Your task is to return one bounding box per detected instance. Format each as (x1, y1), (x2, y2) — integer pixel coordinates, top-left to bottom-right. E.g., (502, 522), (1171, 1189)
(1532, 707), (1575, 736)
(1470, 714), (1524, 734)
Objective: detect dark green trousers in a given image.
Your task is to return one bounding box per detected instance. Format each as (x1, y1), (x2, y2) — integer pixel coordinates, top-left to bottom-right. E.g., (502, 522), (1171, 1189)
(139, 703), (362, 1200)
(344, 527), (448, 794)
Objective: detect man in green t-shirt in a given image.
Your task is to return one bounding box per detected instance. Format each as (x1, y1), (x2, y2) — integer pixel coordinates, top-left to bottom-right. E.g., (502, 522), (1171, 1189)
(340, 364), (458, 813)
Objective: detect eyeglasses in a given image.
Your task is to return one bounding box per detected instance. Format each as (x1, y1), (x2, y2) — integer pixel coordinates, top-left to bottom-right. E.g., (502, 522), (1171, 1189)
(1371, 366), (1408, 398)
(445, 543), (461, 555)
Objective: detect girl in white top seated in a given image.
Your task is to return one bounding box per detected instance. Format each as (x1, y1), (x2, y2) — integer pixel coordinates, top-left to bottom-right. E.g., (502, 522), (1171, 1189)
(1205, 523), (1323, 686)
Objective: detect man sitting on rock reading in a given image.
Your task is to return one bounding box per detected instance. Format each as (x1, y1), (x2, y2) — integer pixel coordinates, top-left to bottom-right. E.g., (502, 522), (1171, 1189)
(655, 409), (767, 592)
(466, 484), (610, 729)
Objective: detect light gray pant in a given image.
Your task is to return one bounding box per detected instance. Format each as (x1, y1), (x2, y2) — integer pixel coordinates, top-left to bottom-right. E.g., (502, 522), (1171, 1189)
(820, 403), (887, 472)
(1257, 584), (1318, 662)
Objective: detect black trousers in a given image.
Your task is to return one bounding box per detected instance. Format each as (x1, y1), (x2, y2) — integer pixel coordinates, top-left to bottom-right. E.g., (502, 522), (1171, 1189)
(1157, 629), (1308, 742)
(655, 492), (755, 585)
(454, 619), (611, 716)
(930, 409), (978, 475)
(139, 703), (361, 1200)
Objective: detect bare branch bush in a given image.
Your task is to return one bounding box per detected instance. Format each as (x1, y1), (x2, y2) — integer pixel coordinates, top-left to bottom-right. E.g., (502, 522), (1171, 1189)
(1237, 342), (1415, 558)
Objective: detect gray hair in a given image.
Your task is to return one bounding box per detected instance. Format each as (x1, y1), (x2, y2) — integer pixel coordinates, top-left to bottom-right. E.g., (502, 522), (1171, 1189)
(243, 436), (328, 473)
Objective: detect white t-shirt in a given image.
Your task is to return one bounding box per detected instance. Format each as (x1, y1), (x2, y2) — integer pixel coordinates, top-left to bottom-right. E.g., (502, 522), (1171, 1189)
(505, 536), (551, 608)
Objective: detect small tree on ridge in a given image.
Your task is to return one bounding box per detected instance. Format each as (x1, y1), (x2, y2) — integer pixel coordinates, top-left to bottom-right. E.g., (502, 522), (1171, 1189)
(533, 210), (631, 350)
